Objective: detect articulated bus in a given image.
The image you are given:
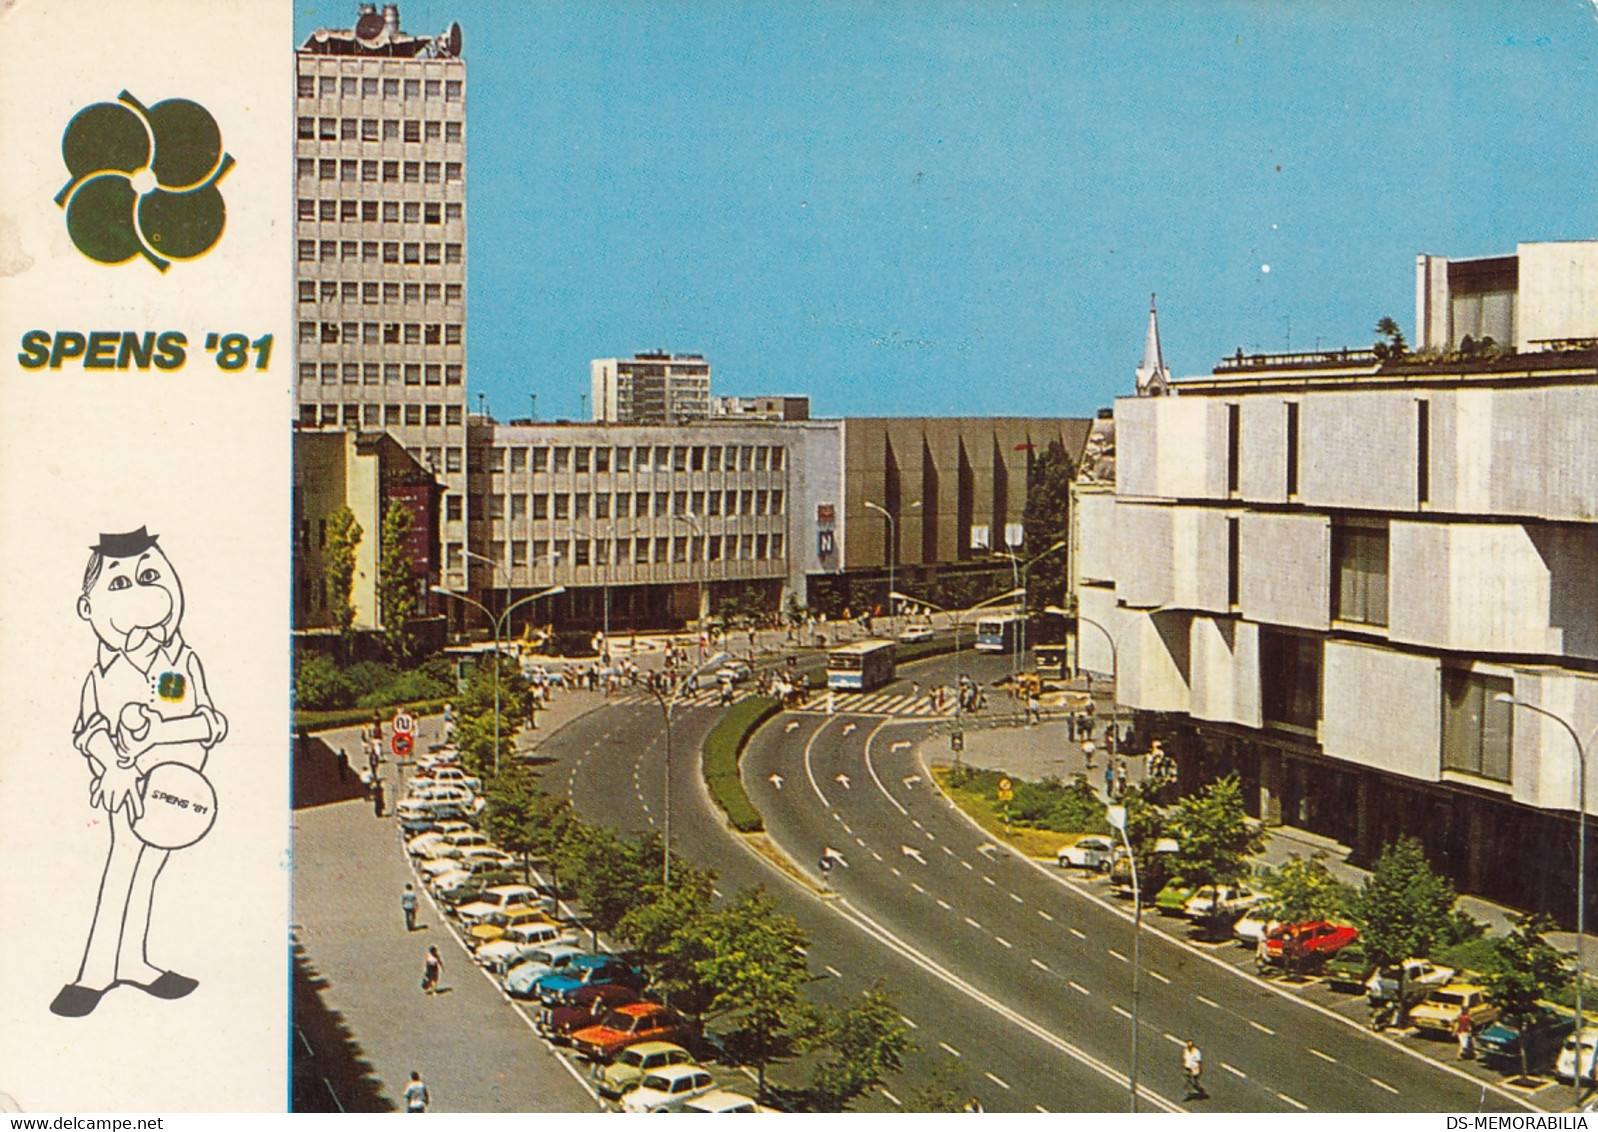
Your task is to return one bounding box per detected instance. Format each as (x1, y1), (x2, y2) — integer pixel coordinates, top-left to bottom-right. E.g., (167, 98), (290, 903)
(974, 611), (1028, 653)
(827, 639), (898, 692)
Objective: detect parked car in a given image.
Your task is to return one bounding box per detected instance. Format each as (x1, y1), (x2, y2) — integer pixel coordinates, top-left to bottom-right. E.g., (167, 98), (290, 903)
(572, 1002), (692, 1063)
(429, 857), (511, 896)
(1323, 943), (1372, 995)
(1556, 1031), (1598, 1084)
(1410, 984), (1500, 1036)
(468, 907), (556, 950)
(404, 782), (479, 808)
(1056, 835), (1115, 871)
(597, 1042), (696, 1099)
(681, 1091), (772, 1113)
(533, 955), (646, 1007)
(417, 830), (492, 861)
(405, 822), (476, 855)
(1479, 1006), (1576, 1073)
(1365, 958), (1456, 1007)
(420, 847), (514, 881)
(1153, 880), (1197, 917)
(537, 984), (641, 1044)
(405, 765), (482, 794)
(897, 623), (935, 644)
(1259, 921), (1358, 971)
(620, 1065), (719, 1113)
(454, 884), (544, 929)
(1183, 884), (1264, 921)
(1233, 909), (1281, 946)
(396, 797), (473, 828)
(503, 944), (589, 999)
(477, 922), (576, 974)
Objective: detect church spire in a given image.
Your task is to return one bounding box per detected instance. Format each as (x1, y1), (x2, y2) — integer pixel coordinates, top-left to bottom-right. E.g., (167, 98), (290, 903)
(1135, 293), (1171, 396)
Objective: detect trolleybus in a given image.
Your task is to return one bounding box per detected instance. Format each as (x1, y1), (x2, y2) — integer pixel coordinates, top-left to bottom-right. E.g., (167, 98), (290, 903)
(974, 611), (1028, 653)
(827, 639), (898, 692)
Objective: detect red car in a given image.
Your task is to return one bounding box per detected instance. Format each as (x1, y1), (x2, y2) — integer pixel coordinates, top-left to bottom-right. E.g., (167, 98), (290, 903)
(571, 1002), (692, 1063)
(536, 983), (640, 1044)
(1261, 920), (1358, 970)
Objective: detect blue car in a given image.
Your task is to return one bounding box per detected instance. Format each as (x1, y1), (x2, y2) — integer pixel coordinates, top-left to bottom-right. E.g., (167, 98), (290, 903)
(1479, 1007), (1576, 1073)
(531, 954), (645, 1006)
(502, 945), (589, 999)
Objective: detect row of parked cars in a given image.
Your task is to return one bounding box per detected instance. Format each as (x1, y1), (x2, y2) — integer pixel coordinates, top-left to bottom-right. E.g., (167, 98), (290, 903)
(400, 788), (769, 1112)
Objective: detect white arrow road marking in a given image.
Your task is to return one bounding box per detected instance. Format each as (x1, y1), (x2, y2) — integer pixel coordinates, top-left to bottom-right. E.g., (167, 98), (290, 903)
(976, 843), (999, 858)
(892, 741), (911, 752)
(842, 722), (857, 735)
(835, 773), (851, 789)
(785, 721), (800, 732)
(768, 773), (784, 789)
(822, 847), (849, 867)
(901, 845), (927, 864)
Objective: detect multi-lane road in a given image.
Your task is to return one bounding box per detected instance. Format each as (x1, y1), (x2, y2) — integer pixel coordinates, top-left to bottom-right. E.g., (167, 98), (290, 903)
(540, 650), (1532, 1112)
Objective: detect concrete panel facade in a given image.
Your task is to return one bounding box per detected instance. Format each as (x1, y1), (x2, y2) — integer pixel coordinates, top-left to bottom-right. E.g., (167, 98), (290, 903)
(1188, 615), (1262, 728)
(1075, 488), (1117, 585)
(1300, 389), (1421, 511)
(1321, 641), (1441, 782)
(1389, 521), (1558, 656)
(1510, 668), (1598, 813)
(1118, 609), (1191, 714)
(1237, 396), (1288, 504)
(1238, 512), (1329, 630)
(1517, 241), (1598, 351)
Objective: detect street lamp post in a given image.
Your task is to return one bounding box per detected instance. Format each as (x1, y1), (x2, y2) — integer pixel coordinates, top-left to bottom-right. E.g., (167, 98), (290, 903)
(998, 539), (1068, 704)
(432, 583), (565, 776)
(1496, 694), (1596, 1100)
(646, 650), (728, 887)
(1106, 803), (1178, 1113)
(865, 501), (919, 632)
(891, 586), (1026, 741)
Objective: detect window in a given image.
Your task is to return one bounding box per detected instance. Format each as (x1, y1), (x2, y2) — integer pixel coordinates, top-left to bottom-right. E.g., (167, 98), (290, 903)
(318, 117), (337, 140)
(510, 448), (527, 473)
(707, 491), (721, 517)
(404, 161), (419, 182)
(690, 491), (704, 515)
(615, 447), (631, 473)
(425, 81), (441, 100)
(362, 241), (378, 262)
(673, 447), (688, 472)
(403, 242), (420, 264)
(708, 447), (721, 473)
(445, 202), (462, 221)
(756, 534), (768, 558)
(1285, 402), (1300, 497)
(445, 406), (461, 425)
(383, 78), (399, 98)
(445, 447), (462, 473)
(1226, 404), (1241, 495)
(446, 365), (462, 384)
(488, 448), (505, 473)
(1417, 400), (1430, 505)
(771, 533), (784, 557)
(445, 243), (462, 263)
(655, 447), (670, 472)
(445, 80), (462, 101)
(708, 535), (722, 561)
(424, 323), (441, 344)
(320, 362), (338, 383)
(575, 448), (590, 474)
(298, 75), (315, 98)
(362, 78), (378, 98)
(404, 283), (420, 302)
(553, 448), (570, 473)
(595, 494), (610, 519)
(298, 321), (316, 344)
(341, 77), (357, 98)
(361, 160), (377, 182)
(340, 160), (357, 182)
(635, 538), (650, 564)
(755, 490), (768, 515)
(297, 158), (315, 180)
(403, 119), (420, 142)
(385, 404), (401, 424)
(445, 284), (462, 304)
(755, 447), (768, 472)
(297, 116), (315, 139)
(383, 160), (398, 182)
(595, 447), (610, 473)
(487, 495), (505, 521)
(363, 363), (379, 384)
(424, 162), (441, 184)
(297, 239), (316, 261)
(510, 494), (526, 520)
(635, 492), (649, 517)
(445, 162), (462, 182)
(511, 541), (527, 568)
(574, 540), (590, 567)
(771, 447), (784, 471)
(741, 446), (754, 471)
(298, 281), (315, 302)
(404, 404), (421, 426)
(362, 118), (378, 140)
(425, 202), (441, 225)
(655, 537), (670, 564)
(1441, 670), (1512, 783)
(654, 492), (668, 517)
(1260, 630), (1320, 732)
(424, 405), (441, 426)
(533, 539), (550, 564)
(554, 494), (569, 520)
(340, 117), (357, 140)
(403, 323), (420, 344)
(1227, 517), (1240, 607)
(533, 448), (549, 473)
(404, 364), (420, 385)
(361, 282), (378, 304)
(1331, 521), (1389, 626)
(770, 490), (784, 514)
(532, 494), (548, 520)
(424, 364), (441, 385)
(425, 283), (442, 303)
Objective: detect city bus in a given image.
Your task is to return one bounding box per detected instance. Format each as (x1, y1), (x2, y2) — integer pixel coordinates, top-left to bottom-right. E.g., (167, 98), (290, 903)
(974, 611), (1028, 653)
(827, 639), (897, 692)
(1034, 643), (1068, 679)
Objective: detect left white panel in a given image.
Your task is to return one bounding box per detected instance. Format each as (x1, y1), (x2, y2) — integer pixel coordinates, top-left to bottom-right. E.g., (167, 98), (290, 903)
(0, 0), (291, 1112)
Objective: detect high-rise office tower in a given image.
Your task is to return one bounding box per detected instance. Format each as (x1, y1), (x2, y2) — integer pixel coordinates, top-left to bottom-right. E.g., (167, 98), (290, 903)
(295, 4), (470, 594)
(591, 352), (712, 425)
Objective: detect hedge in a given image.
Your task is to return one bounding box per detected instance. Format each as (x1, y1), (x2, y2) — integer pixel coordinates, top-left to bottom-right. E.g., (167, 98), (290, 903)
(295, 697), (450, 732)
(701, 695), (780, 832)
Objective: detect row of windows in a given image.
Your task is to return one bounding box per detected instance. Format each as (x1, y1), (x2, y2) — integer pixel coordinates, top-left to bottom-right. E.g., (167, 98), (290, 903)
(298, 199), (462, 225)
(491, 444), (785, 475)
(297, 239), (463, 265)
(299, 280), (462, 305)
(299, 75), (461, 102)
(300, 356), (463, 384)
(470, 488), (786, 521)
(301, 321), (461, 346)
(446, 533), (786, 571)
(296, 158), (461, 183)
(303, 403), (463, 429)
(298, 117), (462, 143)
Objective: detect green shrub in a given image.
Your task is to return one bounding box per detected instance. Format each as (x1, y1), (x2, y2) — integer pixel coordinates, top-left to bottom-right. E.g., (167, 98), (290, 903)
(355, 667), (450, 709)
(294, 652), (351, 711)
(701, 696), (779, 832)
(1433, 936), (1506, 980)
(944, 766), (1106, 834)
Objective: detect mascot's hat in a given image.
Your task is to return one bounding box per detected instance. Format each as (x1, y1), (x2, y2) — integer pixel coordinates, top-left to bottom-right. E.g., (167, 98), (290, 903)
(91, 527), (160, 558)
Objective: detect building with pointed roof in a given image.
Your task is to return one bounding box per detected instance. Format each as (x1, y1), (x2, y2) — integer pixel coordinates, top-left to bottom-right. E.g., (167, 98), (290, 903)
(1134, 294), (1171, 397)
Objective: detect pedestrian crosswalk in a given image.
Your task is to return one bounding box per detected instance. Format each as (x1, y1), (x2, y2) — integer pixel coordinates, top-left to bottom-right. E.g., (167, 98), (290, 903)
(604, 686), (958, 718)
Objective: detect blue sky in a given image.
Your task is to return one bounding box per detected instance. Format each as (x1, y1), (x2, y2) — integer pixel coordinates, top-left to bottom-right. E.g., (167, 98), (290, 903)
(295, 1), (1598, 420)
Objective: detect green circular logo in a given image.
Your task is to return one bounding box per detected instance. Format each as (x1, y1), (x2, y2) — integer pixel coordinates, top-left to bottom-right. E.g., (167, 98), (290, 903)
(56, 91), (234, 272)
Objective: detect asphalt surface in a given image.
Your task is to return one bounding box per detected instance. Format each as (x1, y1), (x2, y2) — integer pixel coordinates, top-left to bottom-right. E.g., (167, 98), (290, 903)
(730, 651), (1532, 1113)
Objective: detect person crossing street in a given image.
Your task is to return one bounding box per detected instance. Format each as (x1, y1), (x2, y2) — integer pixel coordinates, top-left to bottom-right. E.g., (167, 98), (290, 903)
(1181, 1038), (1207, 1100)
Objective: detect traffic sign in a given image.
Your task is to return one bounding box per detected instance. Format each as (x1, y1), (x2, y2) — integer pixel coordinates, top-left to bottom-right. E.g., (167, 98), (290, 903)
(392, 732), (413, 758)
(997, 777), (1013, 802)
(392, 710), (416, 736)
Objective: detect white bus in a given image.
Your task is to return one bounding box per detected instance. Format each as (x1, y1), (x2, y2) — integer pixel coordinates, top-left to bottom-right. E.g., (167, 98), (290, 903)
(974, 611), (1027, 653)
(827, 639), (897, 692)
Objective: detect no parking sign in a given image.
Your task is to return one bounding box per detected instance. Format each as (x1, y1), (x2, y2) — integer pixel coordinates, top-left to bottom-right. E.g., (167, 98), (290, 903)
(392, 732), (414, 758)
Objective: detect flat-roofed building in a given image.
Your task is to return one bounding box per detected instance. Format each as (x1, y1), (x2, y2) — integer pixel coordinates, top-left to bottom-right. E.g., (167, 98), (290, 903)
(591, 352), (712, 425)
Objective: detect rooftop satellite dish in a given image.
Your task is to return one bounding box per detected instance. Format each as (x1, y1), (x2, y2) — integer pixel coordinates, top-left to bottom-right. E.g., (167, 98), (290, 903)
(355, 10), (386, 41)
(443, 21), (462, 57)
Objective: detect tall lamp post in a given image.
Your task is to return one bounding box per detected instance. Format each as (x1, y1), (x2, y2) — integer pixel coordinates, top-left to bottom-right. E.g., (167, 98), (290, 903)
(998, 538), (1068, 693)
(865, 500), (919, 631)
(891, 586), (1026, 739)
(431, 583), (565, 776)
(1107, 802), (1178, 1112)
(1044, 606), (1165, 767)
(1496, 694), (1596, 1100)
(646, 650), (729, 886)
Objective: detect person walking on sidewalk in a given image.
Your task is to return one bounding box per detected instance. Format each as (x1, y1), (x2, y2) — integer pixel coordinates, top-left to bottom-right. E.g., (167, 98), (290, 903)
(1455, 1010), (1474, 1059)
(421, 945), (443, 995)
(401, 883), (419, 932)
(404, 1071), (430, 1113)
(1182, 1038), (1207, 1100)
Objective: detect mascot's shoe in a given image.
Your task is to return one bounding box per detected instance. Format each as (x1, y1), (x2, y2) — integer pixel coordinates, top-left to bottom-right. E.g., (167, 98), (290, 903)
(121, 971), (198, 1000)
(49, 983), (108, 1017)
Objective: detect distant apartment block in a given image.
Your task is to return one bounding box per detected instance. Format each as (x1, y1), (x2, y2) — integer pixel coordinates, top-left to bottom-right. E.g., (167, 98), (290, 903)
(591, 352), (712, 425)
(710, 395), (811, 421)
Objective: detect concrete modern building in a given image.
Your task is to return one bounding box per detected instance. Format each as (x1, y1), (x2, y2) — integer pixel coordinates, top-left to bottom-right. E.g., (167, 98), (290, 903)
(710, 394), (811, 421)
(295, 4), (469, 596)
(459, 419), (841, 631)
(591, 352), (712, 425)
(293, 428), (443, 633)
(1079, 242), (1598, 920)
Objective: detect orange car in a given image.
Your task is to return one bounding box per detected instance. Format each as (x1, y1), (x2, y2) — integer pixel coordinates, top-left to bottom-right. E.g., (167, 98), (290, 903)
(571, 1002), (691, 1063)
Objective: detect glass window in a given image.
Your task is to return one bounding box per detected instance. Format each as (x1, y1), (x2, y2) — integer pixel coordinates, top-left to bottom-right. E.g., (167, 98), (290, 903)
(1441, 671), (1513, 783)
(554, 494), (570, 521)
(673, 446), (688, 472)
(755, 447), (768, 471)
(595, 447), (611, 474)
(533, 494), (548, 520)
(707, 491), (721, 517)
(574, 493), (589, 519)
(533, 448), (549, 473)
(575, 448), (590, 474)
(1331, 522), (1389, 626)
(771, 447), (784, 471)
(1260, 630), (1321, 732)
(553, 448), (570, 473)
(615, 447), (630, 473)
(708, 447), (722, 473)
(595, 494), (610, 519)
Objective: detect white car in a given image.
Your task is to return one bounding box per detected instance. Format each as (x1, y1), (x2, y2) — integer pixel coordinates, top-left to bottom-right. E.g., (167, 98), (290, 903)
(405, 766), (482, 794)
(454, 884), (544, 928)
(897, 624), (935, 643)
(1365, 958), (1456, 1005)
(406, 822), (475, 855)
(681, 1090), (773, 1114)
(419, 831), (492, 861)
(429, 858), (506, 894)
(1558, 1032), (1598, 1084)
(1183, 884), (1264, 921)
(475, 923), (576, 974)
(621, 1065), (719, 1112)
(1056, 835), (1116, 871)
(1232, 909), (1281, 946)
(718, 661), (753, 685)
(419, 847), (512, 880)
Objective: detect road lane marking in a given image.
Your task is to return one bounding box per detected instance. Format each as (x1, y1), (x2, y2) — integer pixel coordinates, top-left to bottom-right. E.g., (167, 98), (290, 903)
(995, 936), (1012, 949)
(1031, 958), (1050, 971)
(1308, 1049), (1336, 1063)
(842, 822), (854, 835)
(832, 812), (841, 822)
(982, 875), (996, 885)
(1039, 910), (1056, 922)
(984, 1072), (1010, 1090)
(1196, 995), (1219, 1008)
(900, 1015), (919, 1029)
(1009, 892), (1024, 903)
(1148, 970), (1171, 984)
(912, 820), (923, 829)
(938, 898), (952, 910)
(964, 916), (982, 930)
(1069, 981), (1090, 995)
(940, 1041), (962, 1058)
(1222, 1063), (1246, 1079)
(793, 946), (808, 955)
(802, 717), (836, 806)
(863, 718), (908, 815)
(891, 867), (902, 877)
(1249, 1020), (1275, 1035)
(1163, 1033), (1183, 1045)
(1112, 1005), (1132, 1019)
(1069, 927), (1086, 939)
(941, 844), (954, 855)
(855, 836), (866, 847)
(961, 860), (974, 870)
(825, 964), (843, 978)
(1277, 1093), (1307, 1110)
(880, 1088), (902, 1106)
(872, 850), (883, 861)
(912, 882), (927, 894)
(1107, 949), (1128, 963)
(1370, 1078), (1398, 1095)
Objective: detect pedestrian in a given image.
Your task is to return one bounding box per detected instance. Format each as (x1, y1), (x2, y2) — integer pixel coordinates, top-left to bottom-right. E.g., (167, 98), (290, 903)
(335, 746), (350, 783)
(421, 945), (443, 995)
(1182, 1038), (1207, 1100)
(367, 744), (380, 782)
(404, 1071), (430, 1113)
(401, 883), (419, 932)
(1027, 691), (1040, 726)
(1455, 1010), (1474, 1059)
(1083, 740), (1096, 771)
(912, 681), (920, 700)
(370, 776), (385, 818)
(1104, 760), (1116, 799)
(962, 1096), (984, 1113)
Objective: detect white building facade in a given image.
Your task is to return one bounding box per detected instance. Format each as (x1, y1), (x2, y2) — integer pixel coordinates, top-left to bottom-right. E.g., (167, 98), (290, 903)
(1081, 243), (1598, 919)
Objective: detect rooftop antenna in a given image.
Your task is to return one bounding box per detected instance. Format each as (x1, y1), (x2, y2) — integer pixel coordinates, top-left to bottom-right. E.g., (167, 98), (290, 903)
(529, 393), (537, 421)
(581, 392), (589, 419)
(477, 392), (485, 419)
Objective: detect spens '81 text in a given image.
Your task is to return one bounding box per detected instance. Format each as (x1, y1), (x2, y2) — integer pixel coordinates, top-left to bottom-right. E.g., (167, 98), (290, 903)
(16, 330), (274, 372)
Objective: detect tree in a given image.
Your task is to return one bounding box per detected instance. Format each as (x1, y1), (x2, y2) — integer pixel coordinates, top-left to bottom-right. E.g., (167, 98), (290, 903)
(1373, 316), (1408, 360)
(1020, 439), (1075, 611)
(378, 500), (421, 664)
(1116, 781), (1176, 900)
(555, 825), (661, 941)
(903, 1057), (969, 1112)
(1167, 774), (1263, 890)
(616, 860), (720, 1027)
(1261, 855), (1349, 973)
(323, 505), (363, 641)
(1486, 914), (1571, 1081)
(1349, 837), (1457, 1021)
(481, 774), (571, 885)
(802, 981), (915, 1111)
(690, 887), (811, 1100)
